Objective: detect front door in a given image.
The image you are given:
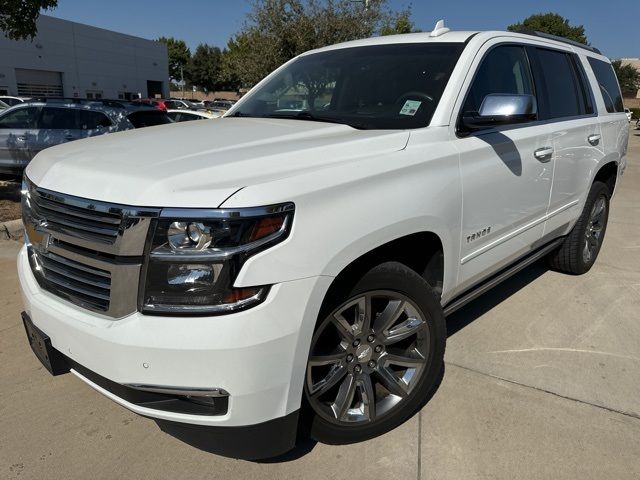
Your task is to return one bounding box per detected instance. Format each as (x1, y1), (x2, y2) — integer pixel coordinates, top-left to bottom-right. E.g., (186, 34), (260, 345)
(0, 106), (40, 174)
(453, 43), (554, 291)
(31, 107), (85, 157)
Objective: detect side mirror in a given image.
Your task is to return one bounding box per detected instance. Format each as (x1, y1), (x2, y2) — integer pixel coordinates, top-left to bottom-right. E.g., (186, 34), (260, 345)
(462, 94), (537, 130)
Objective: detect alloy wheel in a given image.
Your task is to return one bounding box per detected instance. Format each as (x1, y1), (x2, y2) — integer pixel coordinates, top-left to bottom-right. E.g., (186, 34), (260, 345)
(305, 290), (430, 425)
(583, 195), (607, 263)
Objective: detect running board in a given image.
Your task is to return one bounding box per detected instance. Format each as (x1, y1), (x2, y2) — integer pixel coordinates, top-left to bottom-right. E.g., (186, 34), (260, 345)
(443, 238), (563, 317)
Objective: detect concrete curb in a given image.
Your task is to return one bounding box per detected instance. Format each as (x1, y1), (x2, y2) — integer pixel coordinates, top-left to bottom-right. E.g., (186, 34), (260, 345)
(0, 219), (23, 241)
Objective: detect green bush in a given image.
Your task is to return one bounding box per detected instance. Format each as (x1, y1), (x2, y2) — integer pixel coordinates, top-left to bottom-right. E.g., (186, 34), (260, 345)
(630, 107), (640, 119)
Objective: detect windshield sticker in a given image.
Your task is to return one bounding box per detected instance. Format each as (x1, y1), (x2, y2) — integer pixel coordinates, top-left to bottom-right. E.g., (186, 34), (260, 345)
(399, 100), (422, 116)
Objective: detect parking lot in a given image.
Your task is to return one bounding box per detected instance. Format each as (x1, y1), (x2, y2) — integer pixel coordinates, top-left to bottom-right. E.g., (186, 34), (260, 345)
(0, 126), (639, 480)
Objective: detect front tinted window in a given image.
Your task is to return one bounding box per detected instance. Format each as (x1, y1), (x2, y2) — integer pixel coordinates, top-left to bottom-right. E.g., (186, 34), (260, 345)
(0, 107), (39, 128)
(534, 49), (583, 119)
(462, 45), (534, 114)
(38, 107), (79, 129)
(236, 43), (464, 129)
(588, 57), (624, 113)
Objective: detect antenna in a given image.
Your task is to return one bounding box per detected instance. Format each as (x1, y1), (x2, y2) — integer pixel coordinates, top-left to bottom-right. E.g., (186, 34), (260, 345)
(429, 19), (450, 38)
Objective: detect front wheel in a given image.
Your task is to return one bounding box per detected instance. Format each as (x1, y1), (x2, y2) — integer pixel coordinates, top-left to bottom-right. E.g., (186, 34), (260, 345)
(304, 261), (446, 444)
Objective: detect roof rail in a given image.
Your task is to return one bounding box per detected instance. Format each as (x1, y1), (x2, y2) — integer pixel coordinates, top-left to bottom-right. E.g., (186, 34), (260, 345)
(517, 30), (601, 54)
(28, 97), (129, 108)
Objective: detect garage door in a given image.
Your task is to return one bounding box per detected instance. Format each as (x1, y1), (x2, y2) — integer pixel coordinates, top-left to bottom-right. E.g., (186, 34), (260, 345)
(15, 68), (63, 97)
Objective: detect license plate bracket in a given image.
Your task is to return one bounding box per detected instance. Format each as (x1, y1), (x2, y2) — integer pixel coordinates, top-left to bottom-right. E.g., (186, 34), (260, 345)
(22, 312), (70, 376)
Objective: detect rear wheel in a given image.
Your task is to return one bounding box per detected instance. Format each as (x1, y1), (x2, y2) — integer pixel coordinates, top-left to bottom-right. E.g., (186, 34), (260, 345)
(304, 261), (446, 444)
(548, 181), (610, 274)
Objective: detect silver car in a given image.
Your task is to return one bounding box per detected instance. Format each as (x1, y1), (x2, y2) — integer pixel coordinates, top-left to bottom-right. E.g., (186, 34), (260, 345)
(0, 99), (171, 175)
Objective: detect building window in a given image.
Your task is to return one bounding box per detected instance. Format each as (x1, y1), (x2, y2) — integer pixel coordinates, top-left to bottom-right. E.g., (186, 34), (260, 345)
(86, 90), (103, 100)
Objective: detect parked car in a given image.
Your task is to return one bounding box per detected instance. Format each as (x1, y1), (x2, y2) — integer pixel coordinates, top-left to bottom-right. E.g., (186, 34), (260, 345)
(166, 109), (220, 122)
(19, 23), (628, 460)
(0, 96), (26, 107)
(131, 98), (168, 111)
(0, 98), (171, 175)
(164, 99), (201, 110)
(624, 108), (632, 122)
(0, 100), (9, 111)
(203, 100), (234, 112)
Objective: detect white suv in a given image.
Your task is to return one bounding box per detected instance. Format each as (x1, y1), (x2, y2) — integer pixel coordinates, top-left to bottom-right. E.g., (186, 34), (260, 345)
(19, 25), (629, 459)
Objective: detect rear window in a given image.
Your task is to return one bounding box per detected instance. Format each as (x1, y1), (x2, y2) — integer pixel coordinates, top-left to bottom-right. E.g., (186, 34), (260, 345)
(38, 107), (79, 129)
(79, 110), (112, 130)
(534, 48), (589, 119)
(587, 57), (624, 113)
(127, 110), (172, 128)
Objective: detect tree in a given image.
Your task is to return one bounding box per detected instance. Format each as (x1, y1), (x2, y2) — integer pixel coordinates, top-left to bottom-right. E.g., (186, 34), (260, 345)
(186, 43), (223, 92)
(0, 0), (57, 40)
(157, 36), (191, 82)
(507, 13), (588, 45)
(380, 8), (416, 36)
(612, 60), (640, 97)
(220, 0), (416, 88)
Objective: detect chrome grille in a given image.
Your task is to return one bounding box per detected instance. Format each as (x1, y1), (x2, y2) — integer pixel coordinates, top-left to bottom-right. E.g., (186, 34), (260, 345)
(30, 248), (112, 312)
(22, 178), (160, 318)
(29, 188), (122, 244)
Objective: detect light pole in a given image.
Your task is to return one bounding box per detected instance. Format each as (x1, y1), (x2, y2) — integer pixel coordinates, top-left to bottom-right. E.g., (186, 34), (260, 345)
(181, 66), (185, 99)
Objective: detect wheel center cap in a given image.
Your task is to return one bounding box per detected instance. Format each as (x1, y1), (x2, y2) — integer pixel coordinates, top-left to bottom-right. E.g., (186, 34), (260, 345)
(355, 344), (373, 363)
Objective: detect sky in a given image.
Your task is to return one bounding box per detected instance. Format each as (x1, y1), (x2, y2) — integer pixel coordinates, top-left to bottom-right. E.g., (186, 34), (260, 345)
(47, 0), (639, 59)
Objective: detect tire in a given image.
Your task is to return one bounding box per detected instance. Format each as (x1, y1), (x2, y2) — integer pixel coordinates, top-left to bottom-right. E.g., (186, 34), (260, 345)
(303, 261), (446, 444)
(548, 181), (611, 275)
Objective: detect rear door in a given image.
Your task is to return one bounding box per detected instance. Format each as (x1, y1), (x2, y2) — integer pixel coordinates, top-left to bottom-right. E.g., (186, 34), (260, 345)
(528, 46), (604, 236)
(0, 106), (40, 173)
(454, 42), (554, 291)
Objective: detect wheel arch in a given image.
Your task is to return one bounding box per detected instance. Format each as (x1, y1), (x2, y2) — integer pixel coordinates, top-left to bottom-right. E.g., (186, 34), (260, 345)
(319, 230), (446, 320)
(593, 160), (618, 196)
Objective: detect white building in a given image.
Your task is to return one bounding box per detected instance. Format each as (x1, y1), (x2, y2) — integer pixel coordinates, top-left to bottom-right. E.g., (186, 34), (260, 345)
(0, 15), (169, 100)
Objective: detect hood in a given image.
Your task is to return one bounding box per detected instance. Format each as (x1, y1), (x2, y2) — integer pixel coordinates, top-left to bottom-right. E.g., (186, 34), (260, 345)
(26, 117), (410, 207)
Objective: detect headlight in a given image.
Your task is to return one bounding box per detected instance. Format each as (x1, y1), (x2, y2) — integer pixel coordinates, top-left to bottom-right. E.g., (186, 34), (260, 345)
(140, 203), (294, 315)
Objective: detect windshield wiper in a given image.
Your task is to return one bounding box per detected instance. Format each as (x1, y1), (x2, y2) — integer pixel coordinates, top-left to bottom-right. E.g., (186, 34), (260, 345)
(262, 111), (367, 129)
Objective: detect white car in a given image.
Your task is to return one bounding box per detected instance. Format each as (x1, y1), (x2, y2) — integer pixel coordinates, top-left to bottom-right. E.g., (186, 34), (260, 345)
(19, 23), (628, 459)
(624, 108), (632, 122)
(0, 95), (25, 107)
(166, 109), (220, 122)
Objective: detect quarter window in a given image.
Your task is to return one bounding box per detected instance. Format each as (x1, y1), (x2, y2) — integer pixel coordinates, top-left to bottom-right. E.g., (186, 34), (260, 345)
(587, 57), (624, 113)
(462, 45), (535, 114)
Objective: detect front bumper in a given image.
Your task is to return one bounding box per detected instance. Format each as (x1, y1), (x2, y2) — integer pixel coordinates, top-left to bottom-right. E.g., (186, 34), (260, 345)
(18, 245), (331, 455)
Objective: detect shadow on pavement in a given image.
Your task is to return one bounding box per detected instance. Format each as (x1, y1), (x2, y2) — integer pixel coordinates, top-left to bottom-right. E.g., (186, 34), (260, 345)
(446, 261), (549, 337)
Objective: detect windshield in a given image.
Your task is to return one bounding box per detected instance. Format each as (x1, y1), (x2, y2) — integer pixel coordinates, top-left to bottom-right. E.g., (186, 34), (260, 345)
(234, 43), (464, 130)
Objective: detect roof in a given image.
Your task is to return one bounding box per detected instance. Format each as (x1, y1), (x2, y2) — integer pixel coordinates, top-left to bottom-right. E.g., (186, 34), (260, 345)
(303, 25), (601, 58)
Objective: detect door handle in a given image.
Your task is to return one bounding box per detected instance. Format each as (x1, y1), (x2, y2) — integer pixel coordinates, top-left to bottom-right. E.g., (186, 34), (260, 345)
(534, 147), (553, 162)
(64, 135), (77, 141)
(587, 134), (601, 146)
